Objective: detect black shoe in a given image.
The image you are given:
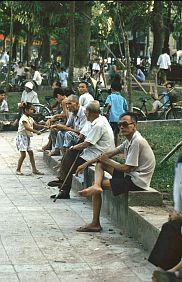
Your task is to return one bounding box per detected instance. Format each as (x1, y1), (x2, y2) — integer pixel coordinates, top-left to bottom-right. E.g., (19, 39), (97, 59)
(48, 180), (61, 187)
(54, 190), (70, 199)
(50, 194), (57, 199)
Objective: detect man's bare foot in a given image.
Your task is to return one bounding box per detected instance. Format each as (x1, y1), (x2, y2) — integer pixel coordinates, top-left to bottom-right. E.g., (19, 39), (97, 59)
(76, 223), (102, 232)
(78, 184), (103, 197)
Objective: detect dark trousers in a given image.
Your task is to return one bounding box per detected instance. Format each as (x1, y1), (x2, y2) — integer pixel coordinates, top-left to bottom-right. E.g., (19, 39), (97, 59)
(58, 149), (85, 194)
(148, 220), (182, 270)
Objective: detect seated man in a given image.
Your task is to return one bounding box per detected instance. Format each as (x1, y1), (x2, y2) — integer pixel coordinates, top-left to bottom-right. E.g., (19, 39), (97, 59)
(135, 65), (145, 83)
(78, 81), (94, 108)
(48, 100), (115, 200)
(150, 153), (182, 282)
(42, 87), (69, 151)
(49, 94), (87, 156)
(76, 112), (156, 232)
(152, 82), (176, 113)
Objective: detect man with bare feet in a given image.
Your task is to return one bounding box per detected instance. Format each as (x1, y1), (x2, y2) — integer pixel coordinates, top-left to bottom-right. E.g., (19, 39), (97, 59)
(76, 112), (155, 232)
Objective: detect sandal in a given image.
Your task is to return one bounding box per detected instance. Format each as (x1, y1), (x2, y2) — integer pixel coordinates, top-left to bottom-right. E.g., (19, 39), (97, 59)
(153, 270), (179, 282)
(16, 171), (24, 175)
(32, 170), (44, 175)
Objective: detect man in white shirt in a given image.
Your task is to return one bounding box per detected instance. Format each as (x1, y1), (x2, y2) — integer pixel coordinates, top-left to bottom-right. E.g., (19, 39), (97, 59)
(76, 112), (155, 232)
(31, 65), (42, 88)
(78, 82), (94, 108)
(48, 101), (115, 200)
(157, 48), (171, 85)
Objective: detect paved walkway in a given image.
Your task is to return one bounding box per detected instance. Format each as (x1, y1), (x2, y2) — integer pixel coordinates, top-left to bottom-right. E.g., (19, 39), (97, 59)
(0, 131), (155, 282)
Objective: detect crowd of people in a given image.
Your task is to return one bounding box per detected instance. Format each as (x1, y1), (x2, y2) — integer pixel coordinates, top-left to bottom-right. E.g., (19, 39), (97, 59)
(0, 48), (181, 282)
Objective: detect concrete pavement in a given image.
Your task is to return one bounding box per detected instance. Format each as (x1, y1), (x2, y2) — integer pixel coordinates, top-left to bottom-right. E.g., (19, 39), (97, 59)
(0, 131), (156, 282)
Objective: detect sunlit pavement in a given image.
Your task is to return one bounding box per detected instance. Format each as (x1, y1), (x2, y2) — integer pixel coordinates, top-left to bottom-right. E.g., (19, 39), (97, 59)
(0, 131), (155, 282)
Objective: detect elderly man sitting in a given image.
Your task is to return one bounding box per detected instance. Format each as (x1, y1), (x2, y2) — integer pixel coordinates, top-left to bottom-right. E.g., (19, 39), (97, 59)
(48, 100), (115, 200)
(49, 94), (87, 156)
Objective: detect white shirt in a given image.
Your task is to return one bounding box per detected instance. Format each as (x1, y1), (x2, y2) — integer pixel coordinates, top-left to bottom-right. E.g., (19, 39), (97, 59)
(21, 90), (39, 104)
(15, 66), (25, 77)
(33, 71), (42, 86)
(0, 100), (9, 112)
(79, 92), (94, 108)
(173, 156), (182, 213)
(92, 62), (100, 71)
(80, 115), (115, 161)
(118, 131), (156, 189)
(157, 53), (171, 69)
(18, 114), (34, 137)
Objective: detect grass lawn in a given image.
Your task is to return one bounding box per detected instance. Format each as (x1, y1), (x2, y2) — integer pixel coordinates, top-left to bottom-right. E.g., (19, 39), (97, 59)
(5, 88), (181, 200)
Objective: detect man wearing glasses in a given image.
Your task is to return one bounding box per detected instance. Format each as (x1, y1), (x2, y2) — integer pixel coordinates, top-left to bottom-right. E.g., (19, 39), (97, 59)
(76, 111), (156, 232)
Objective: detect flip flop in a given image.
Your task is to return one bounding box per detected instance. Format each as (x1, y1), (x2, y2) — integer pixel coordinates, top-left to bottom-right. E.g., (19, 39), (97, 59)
(153, 270), (177, 282)
(16, 171), (24, 175)
(32, 170), (44, 175)
(76, 225), (102, 232)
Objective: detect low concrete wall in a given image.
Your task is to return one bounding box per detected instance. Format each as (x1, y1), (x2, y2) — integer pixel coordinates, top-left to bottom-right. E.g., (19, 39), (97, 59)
(43, 151), (166, 252)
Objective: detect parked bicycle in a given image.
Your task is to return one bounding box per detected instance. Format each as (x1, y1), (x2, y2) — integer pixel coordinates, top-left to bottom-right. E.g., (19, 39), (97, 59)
(133, 96), (182, 120)
(32, 96), (56, 123)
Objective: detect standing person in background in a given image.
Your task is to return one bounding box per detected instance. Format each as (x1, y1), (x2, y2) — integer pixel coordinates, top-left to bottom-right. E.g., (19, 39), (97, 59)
(78, 82), (94, 108)
(157, 48), (171, 85)
(16, 102), (48, 176)
(0, 90), (9, 112)
(105, 82), (128, 147)
(31, 65), (42, 89)
(58, 67), (68, 88)
(92, 58), (100, 80)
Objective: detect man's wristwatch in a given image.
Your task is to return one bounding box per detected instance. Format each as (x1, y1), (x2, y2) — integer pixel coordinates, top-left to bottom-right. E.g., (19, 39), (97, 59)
(70, 146), (74, 150)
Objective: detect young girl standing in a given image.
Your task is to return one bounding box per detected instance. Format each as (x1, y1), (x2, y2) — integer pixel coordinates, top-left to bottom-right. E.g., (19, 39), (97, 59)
(16, 102), (47, 175)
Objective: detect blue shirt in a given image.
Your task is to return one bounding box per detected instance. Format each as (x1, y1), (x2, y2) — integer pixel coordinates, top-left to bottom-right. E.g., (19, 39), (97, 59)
(105, 92), (128, 122)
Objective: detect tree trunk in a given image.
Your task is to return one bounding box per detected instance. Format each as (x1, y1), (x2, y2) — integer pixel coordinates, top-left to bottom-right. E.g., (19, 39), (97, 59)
(68, 1), (75, 88)
(24, 30), (33, 65)
(74, 1), (92, 68)
(41, 33), (51, 64)
(118, 3), (132, 110)
(12, 35), (18, 61)
(163, 1), (172, 51)
(151, 1), (165, 68)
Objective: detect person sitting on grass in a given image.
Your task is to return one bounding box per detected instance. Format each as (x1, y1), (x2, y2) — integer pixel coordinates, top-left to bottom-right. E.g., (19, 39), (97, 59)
(0, 89), (9, 112)
(16, 102), (48, 176)
(76, 112), (156, 232)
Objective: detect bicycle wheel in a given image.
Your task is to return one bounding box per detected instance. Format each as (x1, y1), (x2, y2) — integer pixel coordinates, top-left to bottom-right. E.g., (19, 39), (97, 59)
(132, 107), (147, 121)
(165, 106), (182, 119)
(32, 103), (52, 123)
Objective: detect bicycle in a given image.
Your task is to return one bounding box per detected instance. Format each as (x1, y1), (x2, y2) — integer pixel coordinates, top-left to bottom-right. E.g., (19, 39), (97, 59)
(32, 96), (55, 123)
(133, 96), (182, 120)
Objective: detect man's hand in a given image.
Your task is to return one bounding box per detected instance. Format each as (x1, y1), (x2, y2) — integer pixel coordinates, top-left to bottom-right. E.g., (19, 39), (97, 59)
(75, 163), (88, 176)
(97, 153), (110, 164)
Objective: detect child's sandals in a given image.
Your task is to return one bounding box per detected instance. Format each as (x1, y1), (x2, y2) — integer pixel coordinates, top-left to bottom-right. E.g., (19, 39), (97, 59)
(16, 171), (24, 175)
(32, 170), (44, 175)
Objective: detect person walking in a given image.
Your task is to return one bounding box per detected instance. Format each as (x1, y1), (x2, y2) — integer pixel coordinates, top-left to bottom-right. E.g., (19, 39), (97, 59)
(157, 48), (171, 85)
(16, 102), (47, 175)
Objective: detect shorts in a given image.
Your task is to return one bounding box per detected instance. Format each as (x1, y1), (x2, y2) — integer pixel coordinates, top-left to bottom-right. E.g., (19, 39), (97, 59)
(110, 122), (119, 135)
(16, 133), (32, 151)
(110, 169), (142, 196)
